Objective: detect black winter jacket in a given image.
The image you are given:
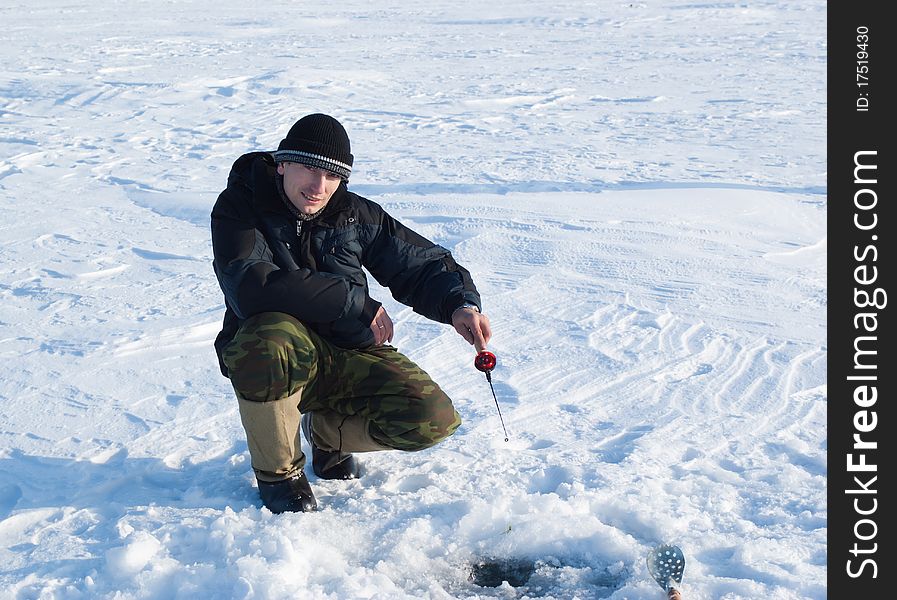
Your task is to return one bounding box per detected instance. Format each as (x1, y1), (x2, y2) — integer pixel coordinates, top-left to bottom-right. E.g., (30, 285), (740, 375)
(211, 152), (481, 377)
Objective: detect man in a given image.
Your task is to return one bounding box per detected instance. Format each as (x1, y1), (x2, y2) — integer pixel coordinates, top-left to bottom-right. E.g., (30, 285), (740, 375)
(211, 113), (492, 513)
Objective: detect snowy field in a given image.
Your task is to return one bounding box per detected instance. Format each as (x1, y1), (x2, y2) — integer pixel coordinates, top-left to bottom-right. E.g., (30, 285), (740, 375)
(0, 2), (826, 599)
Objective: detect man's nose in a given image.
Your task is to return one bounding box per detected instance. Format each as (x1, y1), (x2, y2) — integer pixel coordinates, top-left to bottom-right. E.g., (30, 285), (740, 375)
(309, 172), (327, 193)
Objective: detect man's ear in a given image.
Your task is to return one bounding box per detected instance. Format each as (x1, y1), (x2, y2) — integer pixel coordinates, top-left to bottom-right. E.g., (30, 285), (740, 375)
(276, 162), (285, 175)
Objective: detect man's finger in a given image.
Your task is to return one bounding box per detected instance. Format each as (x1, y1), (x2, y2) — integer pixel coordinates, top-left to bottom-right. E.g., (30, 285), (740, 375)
(472, 324), (489, 352)
(456, 323), (473, 345)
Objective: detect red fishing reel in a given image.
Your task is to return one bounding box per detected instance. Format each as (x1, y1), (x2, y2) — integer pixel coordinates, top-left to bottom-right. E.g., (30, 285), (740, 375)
(473, 350), (508, 441)
(474, 350), (497, 373)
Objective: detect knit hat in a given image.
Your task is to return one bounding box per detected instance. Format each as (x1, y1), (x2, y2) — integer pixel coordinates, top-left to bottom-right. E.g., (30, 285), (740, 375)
(273, 113), (354, 181)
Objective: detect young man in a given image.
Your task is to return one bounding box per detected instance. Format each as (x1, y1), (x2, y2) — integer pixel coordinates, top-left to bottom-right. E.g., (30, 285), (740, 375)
(211, 113), (492, 513)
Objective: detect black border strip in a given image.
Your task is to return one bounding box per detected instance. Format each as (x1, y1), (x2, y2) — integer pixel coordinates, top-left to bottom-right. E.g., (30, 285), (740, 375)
(828, 2), (893, 594)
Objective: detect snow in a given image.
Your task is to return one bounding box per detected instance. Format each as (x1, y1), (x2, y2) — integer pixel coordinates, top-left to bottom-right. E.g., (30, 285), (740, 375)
(1, 1), (826, 599)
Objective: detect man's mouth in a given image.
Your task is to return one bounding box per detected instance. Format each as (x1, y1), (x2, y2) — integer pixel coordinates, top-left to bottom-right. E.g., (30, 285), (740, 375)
(302, 192), (324, 203)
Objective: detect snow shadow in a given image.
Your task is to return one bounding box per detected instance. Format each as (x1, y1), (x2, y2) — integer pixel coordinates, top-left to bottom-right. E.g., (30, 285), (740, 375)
(124, 188), (212, 227)
(351, 180), (826, 198)
(0, 444), (254, 519)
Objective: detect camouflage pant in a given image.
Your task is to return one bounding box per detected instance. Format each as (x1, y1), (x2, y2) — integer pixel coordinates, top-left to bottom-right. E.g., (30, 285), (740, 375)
(222, 312), (461, 480)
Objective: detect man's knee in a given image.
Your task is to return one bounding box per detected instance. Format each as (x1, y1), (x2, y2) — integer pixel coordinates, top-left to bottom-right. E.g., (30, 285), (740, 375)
(223, 312), (318, 402)
(371, 394), (462, 451)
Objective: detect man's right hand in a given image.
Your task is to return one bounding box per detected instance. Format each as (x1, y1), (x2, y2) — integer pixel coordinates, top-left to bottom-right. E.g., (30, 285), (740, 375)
(451, 306), (492, 353)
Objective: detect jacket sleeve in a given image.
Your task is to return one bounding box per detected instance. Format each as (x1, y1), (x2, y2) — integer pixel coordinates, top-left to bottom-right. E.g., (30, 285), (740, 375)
(211, 187), (379, 328)
(361, 202), (481, 324)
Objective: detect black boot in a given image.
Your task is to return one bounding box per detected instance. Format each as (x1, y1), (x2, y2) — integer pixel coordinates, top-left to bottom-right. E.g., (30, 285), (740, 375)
(257, 472), (317, 513)
(301, 412), (360, 480)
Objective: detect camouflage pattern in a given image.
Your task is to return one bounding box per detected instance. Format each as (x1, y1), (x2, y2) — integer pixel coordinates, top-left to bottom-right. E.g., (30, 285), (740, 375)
(222, 311), (461, 452)
(222, 312), (319, 403)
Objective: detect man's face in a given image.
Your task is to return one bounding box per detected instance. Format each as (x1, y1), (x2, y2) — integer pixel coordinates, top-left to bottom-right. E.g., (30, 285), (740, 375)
(277, 162), (342, 215)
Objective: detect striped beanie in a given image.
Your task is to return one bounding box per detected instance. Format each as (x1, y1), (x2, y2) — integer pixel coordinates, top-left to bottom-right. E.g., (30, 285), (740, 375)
(272, 113), (353, 181)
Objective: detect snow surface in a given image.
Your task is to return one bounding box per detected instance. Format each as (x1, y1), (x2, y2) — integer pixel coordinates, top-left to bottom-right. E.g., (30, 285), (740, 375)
(1, 1), (826, 599)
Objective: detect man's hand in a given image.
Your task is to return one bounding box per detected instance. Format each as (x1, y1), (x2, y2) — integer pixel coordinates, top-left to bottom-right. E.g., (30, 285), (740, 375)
(451, 306), (492, 352)
(370, 306), (394, 345)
